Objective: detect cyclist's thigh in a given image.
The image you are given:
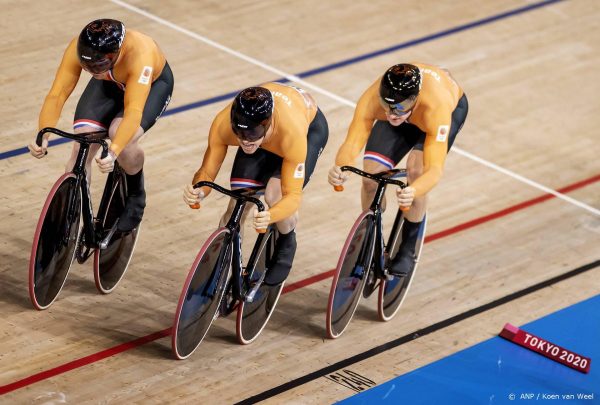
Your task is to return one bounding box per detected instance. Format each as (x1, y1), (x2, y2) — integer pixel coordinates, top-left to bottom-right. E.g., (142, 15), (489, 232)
(74, 78), (123, 132)
(114, 61), (174, 133)
(365, 120), (423, 168)
(230, 147), (281, 190)
(107, 117), (145, 144)
(302, 108), (329, 188)
(363, 158), (390, 175)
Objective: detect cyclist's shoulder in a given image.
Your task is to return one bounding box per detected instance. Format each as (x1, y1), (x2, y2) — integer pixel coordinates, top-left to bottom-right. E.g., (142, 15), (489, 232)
(118, 30), (164, 71)
(208, 107), (237, 144)
(354, 79), (381, 120)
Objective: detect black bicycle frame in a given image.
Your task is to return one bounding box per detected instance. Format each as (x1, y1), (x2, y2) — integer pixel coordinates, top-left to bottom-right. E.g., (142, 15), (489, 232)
(37, 127), (110, 252)
(340, 166), (406, 279)
(192, 181), (267, 303)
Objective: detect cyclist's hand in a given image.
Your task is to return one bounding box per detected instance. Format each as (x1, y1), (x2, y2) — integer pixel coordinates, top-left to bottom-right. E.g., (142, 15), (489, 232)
(95, 149), (117, 173)
(328, 165), (348, 186)
(253, 209), (270, 231)
(28, 137), (48, 159)
(183, 184), (204, 206)
(397, 186), (415, 210)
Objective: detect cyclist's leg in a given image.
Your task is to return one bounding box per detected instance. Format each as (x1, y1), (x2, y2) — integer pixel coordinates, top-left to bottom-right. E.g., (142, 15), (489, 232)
(404, 149), (427, 222)
(362, 160), (390, 211)
(223, 147), (279, 229)
(390, 148), (425, 275)
(71, 78), (122, 179)
(390, 94), (469, 275)
(264, 107), (329, 286)
(112, 62), (173, 232)
(362, 120), (420, 211)
(263, 176), (297, 287)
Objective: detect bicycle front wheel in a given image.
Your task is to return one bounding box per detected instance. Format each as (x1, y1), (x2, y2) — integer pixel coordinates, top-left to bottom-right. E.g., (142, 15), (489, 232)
(378, 213), (427, 321)
(29, 173), (81, 310)
(172, 228), (232, 360)
(94, 169), (140, 293)
(326, 211), (375, 339)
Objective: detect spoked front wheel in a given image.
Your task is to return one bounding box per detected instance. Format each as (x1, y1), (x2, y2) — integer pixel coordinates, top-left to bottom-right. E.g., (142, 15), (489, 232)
(93, 168), (141, 294)
(236, 227), (279, 345)
(29, 173), (82, 310)
(172, 228), (232, 360)
(377, 213), (427, 321)
(326, 211), (375, 339)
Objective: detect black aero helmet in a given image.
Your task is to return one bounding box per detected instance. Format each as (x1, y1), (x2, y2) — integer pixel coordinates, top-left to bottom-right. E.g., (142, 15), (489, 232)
(230, 87), (274, 141)
(379, 64), (421, 115)
(78, 19), (125, 74)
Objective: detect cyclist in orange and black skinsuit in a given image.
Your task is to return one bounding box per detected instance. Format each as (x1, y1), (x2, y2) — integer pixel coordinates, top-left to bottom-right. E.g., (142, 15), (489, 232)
(183, 83), (329, 289)
(329, 63), (468, 276)
(28, 19), (173, 232)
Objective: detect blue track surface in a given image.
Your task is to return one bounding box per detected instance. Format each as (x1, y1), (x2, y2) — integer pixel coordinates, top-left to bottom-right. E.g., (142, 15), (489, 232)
(341, 294), (599, 404)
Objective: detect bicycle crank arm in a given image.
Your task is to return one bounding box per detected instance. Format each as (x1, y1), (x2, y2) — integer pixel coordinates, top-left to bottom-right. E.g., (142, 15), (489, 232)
(99, 219), (120, 250)
(245, 272), (267, 303)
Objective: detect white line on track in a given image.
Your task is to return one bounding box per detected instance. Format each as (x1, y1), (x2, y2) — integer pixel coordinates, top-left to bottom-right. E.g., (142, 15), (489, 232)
(111, 0), (600, 217)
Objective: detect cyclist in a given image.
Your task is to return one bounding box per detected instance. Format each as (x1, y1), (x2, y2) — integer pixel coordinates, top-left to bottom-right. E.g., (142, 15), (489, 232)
(328, 63), (468, 276)
(183, 84), (328, 289)
(28, 18), (174, 232)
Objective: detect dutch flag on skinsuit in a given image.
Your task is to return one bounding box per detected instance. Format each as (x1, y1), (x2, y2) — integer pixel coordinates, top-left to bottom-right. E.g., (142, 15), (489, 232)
(364, 151), (394, 169)
(73, 119), (107, 131)
(230, 178), (264, 189)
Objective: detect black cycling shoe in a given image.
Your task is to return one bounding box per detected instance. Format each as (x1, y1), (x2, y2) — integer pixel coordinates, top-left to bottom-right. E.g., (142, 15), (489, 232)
(117, 190), (146, 232)
(118, 170), (146, 232)
(387, 219), (422, 277)
(388, 245), (416, 277)
(264, 230), (297, 286)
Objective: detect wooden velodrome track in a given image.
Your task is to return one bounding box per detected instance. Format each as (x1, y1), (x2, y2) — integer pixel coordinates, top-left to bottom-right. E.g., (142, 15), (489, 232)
(1, 0), (599, 403)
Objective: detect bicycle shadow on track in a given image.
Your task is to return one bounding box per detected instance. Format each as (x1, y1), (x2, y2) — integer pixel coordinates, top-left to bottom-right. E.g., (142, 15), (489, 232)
(0, 234), (36, 310)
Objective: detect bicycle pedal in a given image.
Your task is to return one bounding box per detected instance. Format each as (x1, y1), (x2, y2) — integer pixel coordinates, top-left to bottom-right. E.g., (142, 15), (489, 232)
(382, 269), (395, 281)
(245, 288), (257, 303)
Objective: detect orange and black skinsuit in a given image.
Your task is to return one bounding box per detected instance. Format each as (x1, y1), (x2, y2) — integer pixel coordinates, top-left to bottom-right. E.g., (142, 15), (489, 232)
(335, 62), (468, 198)
(191, 82), (329, 225)
(38, 29), (173, 156)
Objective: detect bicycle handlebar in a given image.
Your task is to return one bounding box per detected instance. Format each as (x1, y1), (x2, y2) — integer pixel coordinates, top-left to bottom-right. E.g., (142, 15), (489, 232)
(333, 166), (407, 192)
(37, 127), (110, 159)
(191, 181), (267, 233)
(191, 181), (266, 212)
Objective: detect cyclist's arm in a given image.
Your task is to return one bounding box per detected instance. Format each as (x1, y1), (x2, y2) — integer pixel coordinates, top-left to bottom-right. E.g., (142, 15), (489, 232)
(269, 157), (305, 223)
(268, 133), (307, 223)
(191, 112), (230, 197)
(38, 38), (82, 131)
(109, 64), (153, 156)
(335, 90), (375, 167)
(410, 108), (452, 197)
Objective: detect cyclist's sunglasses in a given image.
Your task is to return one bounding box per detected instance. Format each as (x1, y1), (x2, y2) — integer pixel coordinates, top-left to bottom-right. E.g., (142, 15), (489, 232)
(379, 95), (417, 117)
(233, 118), (271, 142)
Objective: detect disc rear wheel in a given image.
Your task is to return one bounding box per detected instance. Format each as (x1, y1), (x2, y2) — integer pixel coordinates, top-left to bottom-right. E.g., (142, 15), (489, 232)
(236, 228), (280, 344)
(377, 213), (427, 321)
(94, 169), (140, 294)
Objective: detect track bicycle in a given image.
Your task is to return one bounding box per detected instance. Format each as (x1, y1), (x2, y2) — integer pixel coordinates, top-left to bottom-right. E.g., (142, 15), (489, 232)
(326, 166), (427, 338)
(29, 127), (141, 309)
(172, 181), (282, 360)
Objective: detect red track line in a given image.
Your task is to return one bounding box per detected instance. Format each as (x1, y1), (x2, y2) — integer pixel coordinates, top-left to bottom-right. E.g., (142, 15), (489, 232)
(426, 173), (600, 243)
(283, 270), (336, 294)
(1, 173), (598, 395)
(0, 328), (171, 395)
